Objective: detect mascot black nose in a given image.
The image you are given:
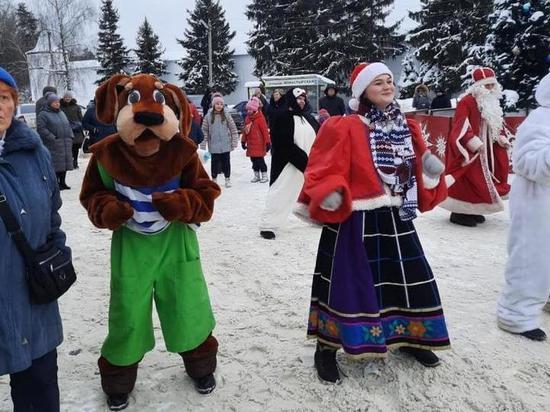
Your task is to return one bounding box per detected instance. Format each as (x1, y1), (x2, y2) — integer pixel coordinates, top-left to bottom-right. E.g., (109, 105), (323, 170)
(134, 111), (164, 126)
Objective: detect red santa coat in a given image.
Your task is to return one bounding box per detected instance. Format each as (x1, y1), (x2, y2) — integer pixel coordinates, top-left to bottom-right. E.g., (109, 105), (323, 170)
(294, 115), (447, 224)
(242, 111), (271, 157)
(441, 94), (510, 214)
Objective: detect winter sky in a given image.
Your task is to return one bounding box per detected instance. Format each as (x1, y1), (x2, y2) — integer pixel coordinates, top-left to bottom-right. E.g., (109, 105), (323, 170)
(26, 0), (422, 57)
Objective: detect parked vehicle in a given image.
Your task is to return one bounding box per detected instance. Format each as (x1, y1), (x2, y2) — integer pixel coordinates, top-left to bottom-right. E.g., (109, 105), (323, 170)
(16, 103), (37, 128)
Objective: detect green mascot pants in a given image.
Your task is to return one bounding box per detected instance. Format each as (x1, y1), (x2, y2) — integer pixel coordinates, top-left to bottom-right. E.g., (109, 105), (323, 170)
(96, 164), (215, 366)
(101, 223), (216, 366)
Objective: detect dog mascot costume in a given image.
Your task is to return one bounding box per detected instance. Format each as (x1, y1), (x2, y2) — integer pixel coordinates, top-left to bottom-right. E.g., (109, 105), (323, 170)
(80, 74), (221, 410)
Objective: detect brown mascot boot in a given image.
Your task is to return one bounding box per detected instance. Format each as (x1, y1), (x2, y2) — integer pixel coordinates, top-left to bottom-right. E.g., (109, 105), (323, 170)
(180, 335), (219, 394)
(98, 356), (139, 411)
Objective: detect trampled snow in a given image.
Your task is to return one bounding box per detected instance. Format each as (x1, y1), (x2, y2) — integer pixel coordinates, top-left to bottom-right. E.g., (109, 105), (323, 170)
(1, 151), (549, 411)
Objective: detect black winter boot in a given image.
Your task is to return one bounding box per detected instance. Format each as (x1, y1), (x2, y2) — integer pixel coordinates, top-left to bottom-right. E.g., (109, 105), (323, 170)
(399, 347), (440, 367)
(314, 344), (341, 383)
(450, 213), (477, 227)
(192, 373), (217, 394)
(518, 328), (547, 341)
(472, 215), (486, 223)
(260, 230), (276, 240)
(107, 393), (129, 411)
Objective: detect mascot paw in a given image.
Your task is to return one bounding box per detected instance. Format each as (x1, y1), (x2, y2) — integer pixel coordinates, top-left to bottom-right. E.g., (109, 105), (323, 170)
(102, 200), (134, 230)
(152, 192), (185, 221)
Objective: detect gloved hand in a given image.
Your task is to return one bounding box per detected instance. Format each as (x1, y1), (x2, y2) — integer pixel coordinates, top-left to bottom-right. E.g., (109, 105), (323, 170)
(241, 142), (247, 150)
(266, 143), (271, 152)
(320, 191), (343, 212)
(101, 200), (133, 231)
(422, 152), (445, 178)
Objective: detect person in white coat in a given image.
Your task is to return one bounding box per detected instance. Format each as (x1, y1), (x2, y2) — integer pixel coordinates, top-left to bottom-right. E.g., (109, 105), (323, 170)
(259, 88), (319, 239)
(497, 72), (550, 341)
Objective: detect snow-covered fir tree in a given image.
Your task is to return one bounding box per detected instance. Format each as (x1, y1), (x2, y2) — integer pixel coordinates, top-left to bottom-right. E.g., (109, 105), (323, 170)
(246, 0), (285, 77)
(405, 0), (493, 96)
(247, 0), (403, 87)
(275, 0), (318, 75)
(15, 3), (39, 52)
(486, 0), (550, 109)
(177, 0), (237, 95)
(135, 17), (167, 78)
(96, 0), (130, 84)
(317, 0), (403, 88)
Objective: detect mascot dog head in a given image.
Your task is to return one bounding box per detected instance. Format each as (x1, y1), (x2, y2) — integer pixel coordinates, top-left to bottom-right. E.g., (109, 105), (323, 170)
(95, 73), (192, 157)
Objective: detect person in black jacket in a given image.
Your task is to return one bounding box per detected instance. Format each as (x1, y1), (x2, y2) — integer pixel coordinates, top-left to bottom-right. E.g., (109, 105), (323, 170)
(35, 85), (57, 115)
(319, 85), (345, 116)
(430, 88), (452, 110)
(266, 89), (286, 129)
(201, 87), (213, 116)
(259, 88), (319, 240)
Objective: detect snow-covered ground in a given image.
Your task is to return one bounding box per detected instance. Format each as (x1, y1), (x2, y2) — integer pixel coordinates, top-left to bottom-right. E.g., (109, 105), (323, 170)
(2, 150), (550, 412)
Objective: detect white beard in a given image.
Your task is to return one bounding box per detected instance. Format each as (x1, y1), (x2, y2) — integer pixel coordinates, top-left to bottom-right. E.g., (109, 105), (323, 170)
(468, 83), (504, 142)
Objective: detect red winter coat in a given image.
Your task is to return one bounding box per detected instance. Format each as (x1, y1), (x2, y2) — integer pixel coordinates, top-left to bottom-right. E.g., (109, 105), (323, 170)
(189, 101), (202, 126)
(295, 115), (447, 224)
(242, 111), (270, 157)
(442, 94), (510, 215)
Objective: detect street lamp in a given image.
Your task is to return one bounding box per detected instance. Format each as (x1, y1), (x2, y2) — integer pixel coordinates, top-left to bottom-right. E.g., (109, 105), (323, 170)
(198, 18), (213, 87)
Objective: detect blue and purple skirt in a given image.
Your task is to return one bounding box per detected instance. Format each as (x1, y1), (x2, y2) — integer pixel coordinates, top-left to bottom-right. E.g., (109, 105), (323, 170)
(308, 207), (450, 358)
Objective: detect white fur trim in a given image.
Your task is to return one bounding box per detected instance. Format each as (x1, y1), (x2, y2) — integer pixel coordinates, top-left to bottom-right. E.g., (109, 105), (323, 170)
(348, 98), (359, 111)
(351, 62), (392, 100)
(466, 136), (483, 152)
(445, 174), (456, 187)
(293, 194), (404, 224)
(439, 196), (504, 214)
(423, 174), (440, 190)
(474, 77), (498, 87)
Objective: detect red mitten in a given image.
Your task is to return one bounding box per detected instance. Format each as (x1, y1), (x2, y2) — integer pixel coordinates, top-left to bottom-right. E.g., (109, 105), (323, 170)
(102, 200), (133, 230)
(152, 192), (186, 222)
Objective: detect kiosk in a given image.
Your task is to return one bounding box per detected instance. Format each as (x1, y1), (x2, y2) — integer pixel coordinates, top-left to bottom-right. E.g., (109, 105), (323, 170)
(245, 74), (335, 114)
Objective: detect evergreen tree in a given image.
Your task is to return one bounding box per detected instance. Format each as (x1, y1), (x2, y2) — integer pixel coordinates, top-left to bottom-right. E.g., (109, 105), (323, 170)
(177, 0), (237, 95)
(15, 3), (39, 53)
(246, 0), (403, 87)
(245, 0), (282, 77)
(96, 0), (130, 84)
(135, 17), (167, 78)
(486, 0), (550, 109)
(316, 0), (403, 88)
(406, 0), (493, 95)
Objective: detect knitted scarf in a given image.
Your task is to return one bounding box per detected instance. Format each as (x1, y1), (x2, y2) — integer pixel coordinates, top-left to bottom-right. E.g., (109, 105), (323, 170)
(366, 102), (418, 221)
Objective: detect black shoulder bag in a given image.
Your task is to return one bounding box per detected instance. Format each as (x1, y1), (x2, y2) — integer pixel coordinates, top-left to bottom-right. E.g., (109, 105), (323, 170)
(0, 191), (76, 304)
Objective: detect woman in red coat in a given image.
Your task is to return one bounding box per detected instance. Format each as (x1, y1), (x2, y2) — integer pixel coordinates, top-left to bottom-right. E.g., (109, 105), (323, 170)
(241, 97), (271, 183)
(295, 62), (451, 383)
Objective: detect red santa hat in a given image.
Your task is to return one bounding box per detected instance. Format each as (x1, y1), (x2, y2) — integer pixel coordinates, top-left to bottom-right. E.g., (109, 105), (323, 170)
(348, 62), (393, 111)
(472, 67), (498, 87)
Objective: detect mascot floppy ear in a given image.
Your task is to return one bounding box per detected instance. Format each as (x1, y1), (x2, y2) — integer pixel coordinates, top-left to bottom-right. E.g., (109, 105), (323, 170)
(95, 74), (131, 124)
(163, 84), (192, 139)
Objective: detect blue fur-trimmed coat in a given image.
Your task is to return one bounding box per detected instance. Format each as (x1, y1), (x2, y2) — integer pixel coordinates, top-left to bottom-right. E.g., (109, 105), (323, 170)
(0, 119), (69, 375)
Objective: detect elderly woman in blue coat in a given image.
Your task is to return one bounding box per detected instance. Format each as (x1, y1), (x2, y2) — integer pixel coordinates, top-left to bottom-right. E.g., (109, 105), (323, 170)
(0, 67), (70, 411)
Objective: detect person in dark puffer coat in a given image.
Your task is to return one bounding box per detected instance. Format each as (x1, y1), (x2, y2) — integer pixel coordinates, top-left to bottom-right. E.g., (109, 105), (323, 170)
(37, 93), (74, 190)
(319, 85), (346, 116)
(0, 66), (70, 412)
(60, 91), (84, 169)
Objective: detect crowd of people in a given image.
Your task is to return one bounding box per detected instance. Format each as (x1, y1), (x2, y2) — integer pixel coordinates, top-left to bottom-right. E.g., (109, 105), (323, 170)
(1, 60), (550, 411)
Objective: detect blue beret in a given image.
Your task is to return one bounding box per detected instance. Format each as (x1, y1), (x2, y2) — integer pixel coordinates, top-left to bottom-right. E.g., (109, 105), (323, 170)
(0, 67), (17, 90)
